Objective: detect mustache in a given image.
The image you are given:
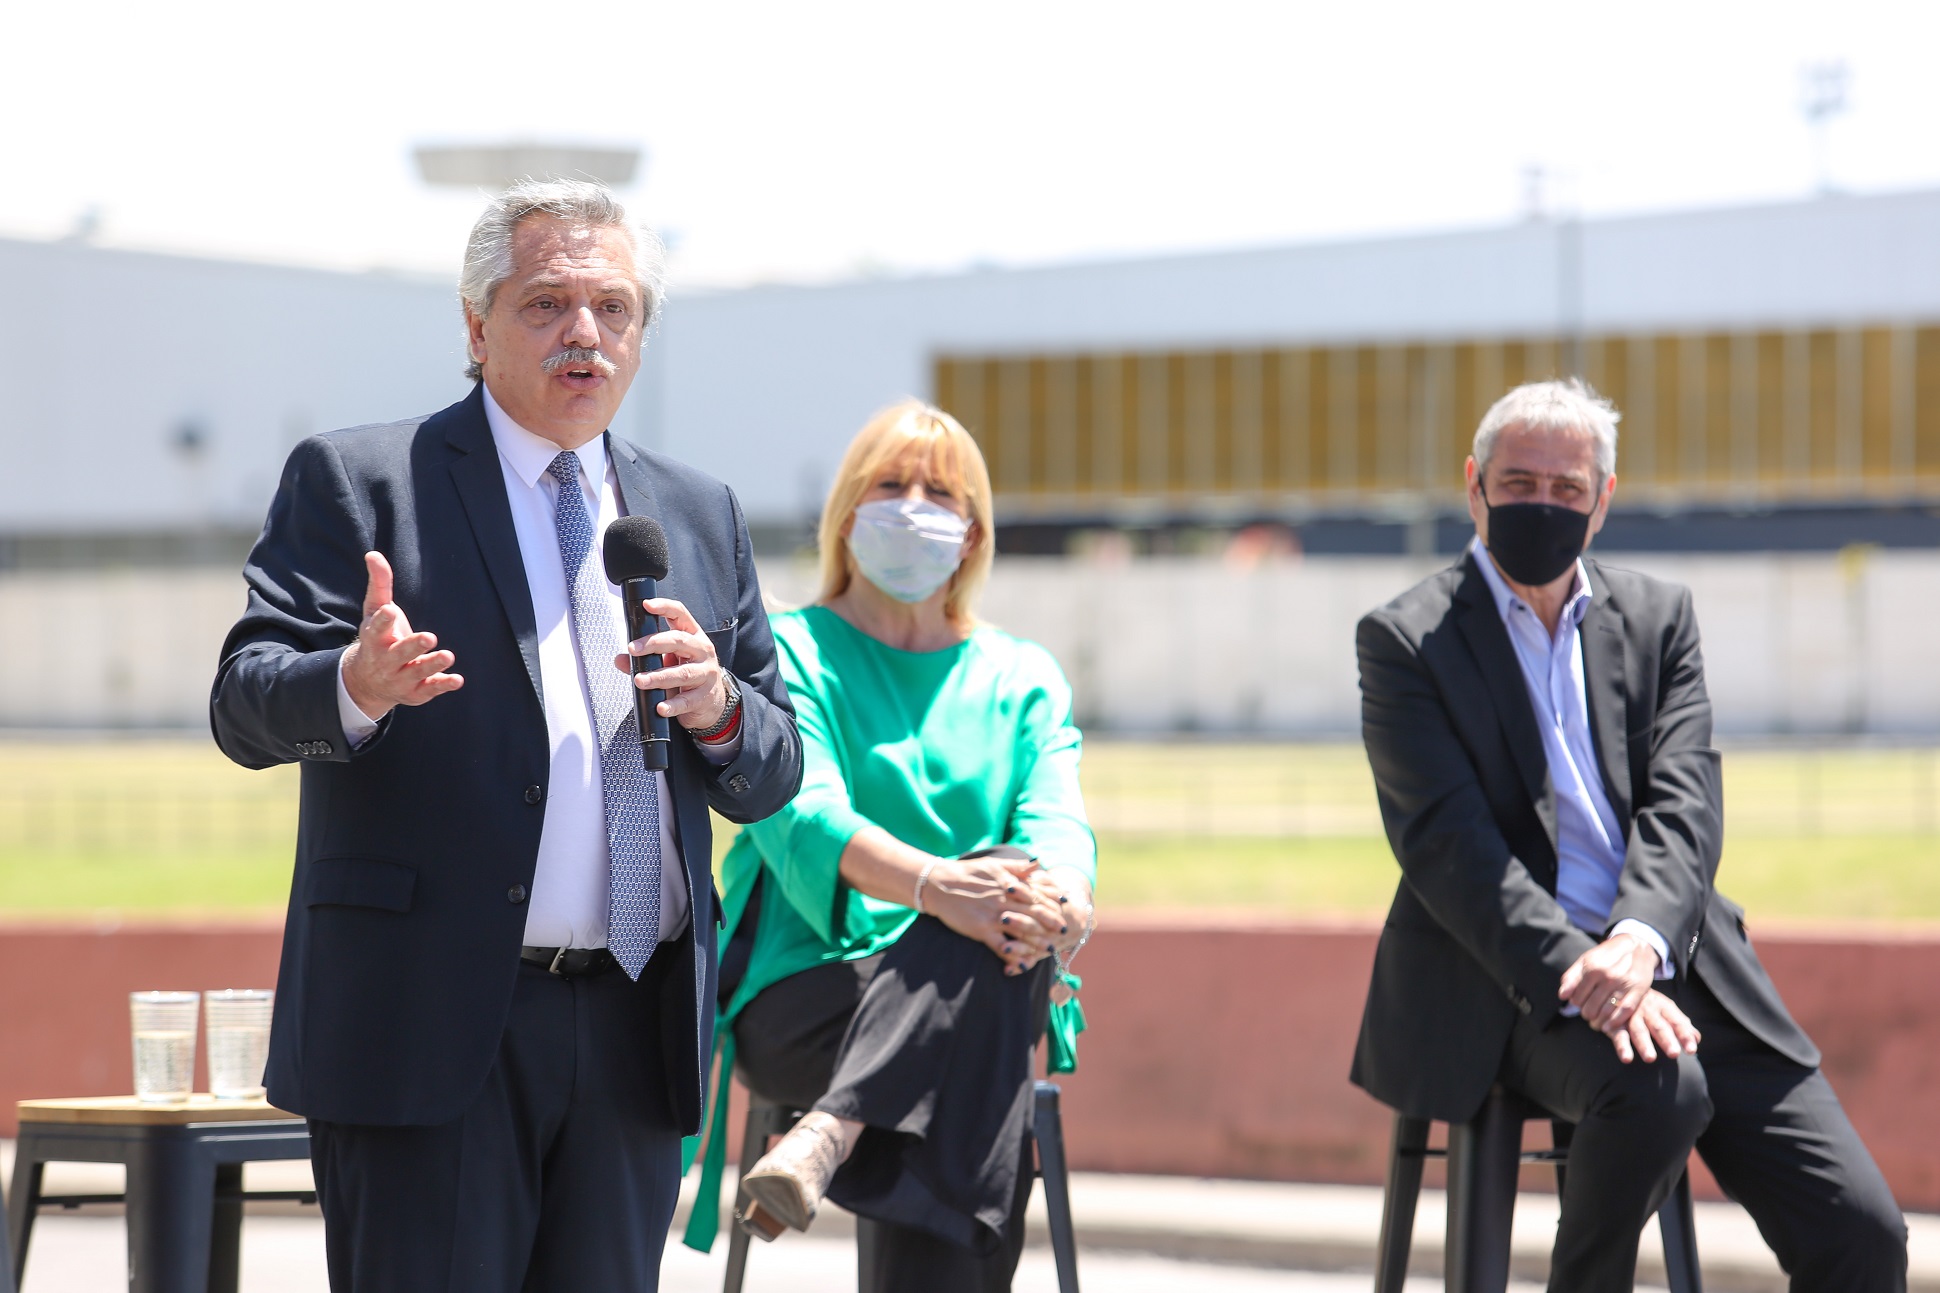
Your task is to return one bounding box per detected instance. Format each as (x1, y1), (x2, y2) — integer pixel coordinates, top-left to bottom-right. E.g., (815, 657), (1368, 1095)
(540, 347), (619, 377)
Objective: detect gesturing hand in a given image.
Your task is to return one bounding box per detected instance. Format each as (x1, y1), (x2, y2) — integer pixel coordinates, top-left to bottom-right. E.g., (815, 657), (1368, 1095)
(341, 551), (463, 720)
(1559, 931), (1660, 1034)
(923, 856), (1070, 976)
(611, 596), (728, 731)
(1607, 989), (1702, 1064)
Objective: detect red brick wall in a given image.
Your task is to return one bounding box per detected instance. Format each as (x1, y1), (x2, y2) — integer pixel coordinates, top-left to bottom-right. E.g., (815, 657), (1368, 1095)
(0, 919), (283, 1121)
(4, 917), (1936, 1210)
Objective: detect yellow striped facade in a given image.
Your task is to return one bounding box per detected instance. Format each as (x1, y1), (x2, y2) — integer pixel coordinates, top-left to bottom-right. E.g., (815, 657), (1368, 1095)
(935, 327), (1940, 514)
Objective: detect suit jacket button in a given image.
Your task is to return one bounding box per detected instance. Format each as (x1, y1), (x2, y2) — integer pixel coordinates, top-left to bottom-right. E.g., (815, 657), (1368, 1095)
(728, 774), (751, 795)
(507, 884), (528, 904)
(524, 785), (543, 805)
(1518, 998), (1532, 1015)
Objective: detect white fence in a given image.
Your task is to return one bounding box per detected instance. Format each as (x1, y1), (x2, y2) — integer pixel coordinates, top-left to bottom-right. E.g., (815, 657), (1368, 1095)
(3, 549), (1935, 735)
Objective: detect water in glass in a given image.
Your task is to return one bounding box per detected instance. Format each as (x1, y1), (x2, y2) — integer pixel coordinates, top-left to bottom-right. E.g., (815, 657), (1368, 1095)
(205, 989), (274, 1100)
(130, 990), (201, 1102)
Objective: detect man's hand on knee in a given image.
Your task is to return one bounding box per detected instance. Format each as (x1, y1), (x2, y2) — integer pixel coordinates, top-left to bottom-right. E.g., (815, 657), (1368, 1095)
(1607, 989), (1702, 1064)
(1559, 932), (1660, 1032)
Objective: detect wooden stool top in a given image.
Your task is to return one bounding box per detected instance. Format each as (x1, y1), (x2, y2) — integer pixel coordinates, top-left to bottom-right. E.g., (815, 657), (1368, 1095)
(17, 1095), (301, 1126)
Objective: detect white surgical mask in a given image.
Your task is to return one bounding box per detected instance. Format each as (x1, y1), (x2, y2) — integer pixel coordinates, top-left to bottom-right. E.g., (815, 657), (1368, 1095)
(848, 497), (971, 603)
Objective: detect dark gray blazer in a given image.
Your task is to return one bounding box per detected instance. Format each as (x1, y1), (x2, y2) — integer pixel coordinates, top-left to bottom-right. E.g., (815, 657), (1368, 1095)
(210, 386), (802, 1132)
(1350, 551), (1816, 1122)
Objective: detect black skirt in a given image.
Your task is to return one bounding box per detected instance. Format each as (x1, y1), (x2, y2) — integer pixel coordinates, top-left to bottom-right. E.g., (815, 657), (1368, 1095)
(734, 913), (1051, 1289)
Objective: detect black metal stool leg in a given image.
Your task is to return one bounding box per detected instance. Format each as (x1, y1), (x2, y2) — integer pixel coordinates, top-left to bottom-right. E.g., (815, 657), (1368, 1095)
(1446, 1089), (1523, 1293)
(1549, 1118), (1574, 1198)
(1375, 1115), (1429, 1293)
(6, 1146), (42, 1293)
(207, 1160), (244, 1293)
(1656, 1169), (1703, 1293)
(722, 1099), (795, 1293)
(1031, 1082), (1080, 1293)
(126, 1133), (218, 1293)
(0, 1151), (16, 1293)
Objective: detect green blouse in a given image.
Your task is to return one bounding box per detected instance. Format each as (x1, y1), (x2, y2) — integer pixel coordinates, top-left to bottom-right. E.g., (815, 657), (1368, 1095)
(683, 605), (1096, 1250)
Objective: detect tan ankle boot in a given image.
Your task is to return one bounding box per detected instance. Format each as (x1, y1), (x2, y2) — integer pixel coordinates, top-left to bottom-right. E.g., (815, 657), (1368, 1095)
(739, 1112), (847, 1233)
(733, 1194), (786, 1243)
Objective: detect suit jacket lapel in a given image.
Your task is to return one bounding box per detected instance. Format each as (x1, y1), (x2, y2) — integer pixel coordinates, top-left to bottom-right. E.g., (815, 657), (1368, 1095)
(610, 433), (706, 613)
(444, 389), (544, 706)
(608, 432), (660, 523)
(1453, 553), (1558, 853)
(1580, 563), (1634, 830)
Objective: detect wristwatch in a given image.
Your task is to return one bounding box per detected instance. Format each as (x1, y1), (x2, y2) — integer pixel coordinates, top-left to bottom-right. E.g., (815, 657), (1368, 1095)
(692, 672), (742, 741)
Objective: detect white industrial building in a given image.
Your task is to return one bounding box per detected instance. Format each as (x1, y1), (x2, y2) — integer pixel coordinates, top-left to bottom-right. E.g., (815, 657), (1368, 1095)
(4, 190), (1940, 732)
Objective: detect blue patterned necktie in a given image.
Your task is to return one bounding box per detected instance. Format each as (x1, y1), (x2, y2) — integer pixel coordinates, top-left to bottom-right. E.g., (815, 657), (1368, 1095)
(546, 450), (661, 978)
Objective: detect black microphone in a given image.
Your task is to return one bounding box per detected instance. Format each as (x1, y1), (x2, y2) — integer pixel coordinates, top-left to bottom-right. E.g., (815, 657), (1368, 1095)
(601, 515), (672, 772)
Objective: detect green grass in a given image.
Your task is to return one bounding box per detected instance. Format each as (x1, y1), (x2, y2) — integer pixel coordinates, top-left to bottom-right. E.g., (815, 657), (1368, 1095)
(1091, 832), (1940, 924)
(1093, 833), (1402, 915)
(2, 737), (1937, 925)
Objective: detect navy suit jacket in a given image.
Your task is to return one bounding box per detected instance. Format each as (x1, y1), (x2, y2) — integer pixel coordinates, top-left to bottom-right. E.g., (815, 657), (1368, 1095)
(210, 386), (802, 1131)
(1350, 554), (1815, 1123)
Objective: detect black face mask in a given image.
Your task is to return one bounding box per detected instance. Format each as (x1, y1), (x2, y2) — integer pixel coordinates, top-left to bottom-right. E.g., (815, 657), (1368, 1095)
(1483, 489), (1594, 585)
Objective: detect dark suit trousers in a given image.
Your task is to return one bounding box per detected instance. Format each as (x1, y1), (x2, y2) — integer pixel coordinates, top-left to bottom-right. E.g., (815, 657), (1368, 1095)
(1500, 970), (1906, 1293)
(735, 916), (1048, 1293)
(308, 952), (685, 1293)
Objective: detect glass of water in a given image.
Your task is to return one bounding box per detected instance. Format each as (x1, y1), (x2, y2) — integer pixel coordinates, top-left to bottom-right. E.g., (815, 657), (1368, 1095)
(130, 991), (200, 1103)
(205, 989), (274, 1101)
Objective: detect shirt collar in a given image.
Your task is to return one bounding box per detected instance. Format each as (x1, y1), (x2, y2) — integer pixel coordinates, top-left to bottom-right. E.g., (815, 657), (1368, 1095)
(482, 384), (609, 491)
(1468, 535), (1593, 632)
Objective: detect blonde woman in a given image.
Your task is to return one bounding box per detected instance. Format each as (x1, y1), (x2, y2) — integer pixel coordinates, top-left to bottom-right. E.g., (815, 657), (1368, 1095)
(683, 401), (1096, 1290)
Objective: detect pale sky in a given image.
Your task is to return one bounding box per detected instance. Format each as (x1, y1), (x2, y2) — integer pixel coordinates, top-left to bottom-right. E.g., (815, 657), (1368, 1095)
(5, 0), (1933, 291)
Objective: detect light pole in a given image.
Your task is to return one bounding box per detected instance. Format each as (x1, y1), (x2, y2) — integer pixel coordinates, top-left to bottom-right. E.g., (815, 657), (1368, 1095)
(1798, 61), (1850, 197)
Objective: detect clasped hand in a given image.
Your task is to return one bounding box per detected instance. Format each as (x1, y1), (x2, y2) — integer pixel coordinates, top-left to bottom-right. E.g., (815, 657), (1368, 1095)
(923, 857), (1092, 976)
(1558, 932), (1701, 1064)
(611, 597), (728, 731)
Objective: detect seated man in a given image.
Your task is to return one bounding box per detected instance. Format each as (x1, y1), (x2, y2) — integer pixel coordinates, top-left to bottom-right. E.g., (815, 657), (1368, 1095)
(1352, 378), (1906, 1293)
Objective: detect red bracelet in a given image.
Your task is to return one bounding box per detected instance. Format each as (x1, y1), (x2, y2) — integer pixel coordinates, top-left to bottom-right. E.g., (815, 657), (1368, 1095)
(693, 705), (742, 745)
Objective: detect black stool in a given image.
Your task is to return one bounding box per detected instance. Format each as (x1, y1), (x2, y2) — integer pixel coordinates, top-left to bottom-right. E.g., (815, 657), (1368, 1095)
(1375, 1087), (1702, 1293)
(8, 1097), (313, 1293)
(722, 1080), (1081, 1293)
(0, 1171), (12, 1293)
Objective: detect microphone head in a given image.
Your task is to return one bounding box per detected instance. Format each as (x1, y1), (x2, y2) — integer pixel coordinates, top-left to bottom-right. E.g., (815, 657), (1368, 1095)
(603, 515), (670, 583)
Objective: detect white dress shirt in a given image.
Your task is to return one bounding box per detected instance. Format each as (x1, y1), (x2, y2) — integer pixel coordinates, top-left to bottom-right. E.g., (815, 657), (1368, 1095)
(1469, 538), (1674, 982)
(336, 386), (739, 948)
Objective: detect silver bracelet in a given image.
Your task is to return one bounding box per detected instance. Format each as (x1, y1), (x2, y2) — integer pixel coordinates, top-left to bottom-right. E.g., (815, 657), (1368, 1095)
(913, 859), (940, 914)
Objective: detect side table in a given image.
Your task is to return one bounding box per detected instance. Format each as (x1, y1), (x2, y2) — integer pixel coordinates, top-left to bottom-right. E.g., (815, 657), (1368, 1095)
(8, 1096), (312, 1293)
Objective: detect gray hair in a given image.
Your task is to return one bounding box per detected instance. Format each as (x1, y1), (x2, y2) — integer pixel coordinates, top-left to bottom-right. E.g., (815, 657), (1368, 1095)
(458, 178), (667, 381)
(1472, 377), (1620, 488)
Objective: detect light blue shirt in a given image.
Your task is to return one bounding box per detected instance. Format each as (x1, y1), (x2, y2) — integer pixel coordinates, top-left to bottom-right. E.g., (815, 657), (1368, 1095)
(1469, 538), (1673, 978)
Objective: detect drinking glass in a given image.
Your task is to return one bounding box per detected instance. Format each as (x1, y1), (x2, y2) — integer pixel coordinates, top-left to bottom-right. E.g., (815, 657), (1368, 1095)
(130, 991), (199, 1103)
(205, 989), (274, 1100)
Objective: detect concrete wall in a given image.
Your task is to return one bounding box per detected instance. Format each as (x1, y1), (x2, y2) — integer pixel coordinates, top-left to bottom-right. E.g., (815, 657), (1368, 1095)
(4, 918), (1936, 1212)
(8, 548), (1937, 736)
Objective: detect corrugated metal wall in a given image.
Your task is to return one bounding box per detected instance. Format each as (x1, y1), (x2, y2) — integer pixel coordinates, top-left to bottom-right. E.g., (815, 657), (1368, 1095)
(937, 327), (1940, 516)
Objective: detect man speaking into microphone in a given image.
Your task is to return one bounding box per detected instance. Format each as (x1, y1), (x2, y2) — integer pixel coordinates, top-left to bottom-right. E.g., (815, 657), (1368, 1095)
(210, 179), (801, 1291)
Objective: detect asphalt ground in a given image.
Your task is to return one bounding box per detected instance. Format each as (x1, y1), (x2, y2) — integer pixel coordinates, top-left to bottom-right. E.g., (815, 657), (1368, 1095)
(9, 1147), (1931, 1291)
(13, 1214), (1644, 1293)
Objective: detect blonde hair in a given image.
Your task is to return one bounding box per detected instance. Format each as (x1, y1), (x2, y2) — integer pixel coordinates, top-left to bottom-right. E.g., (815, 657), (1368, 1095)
(816, 400), (995, 625)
